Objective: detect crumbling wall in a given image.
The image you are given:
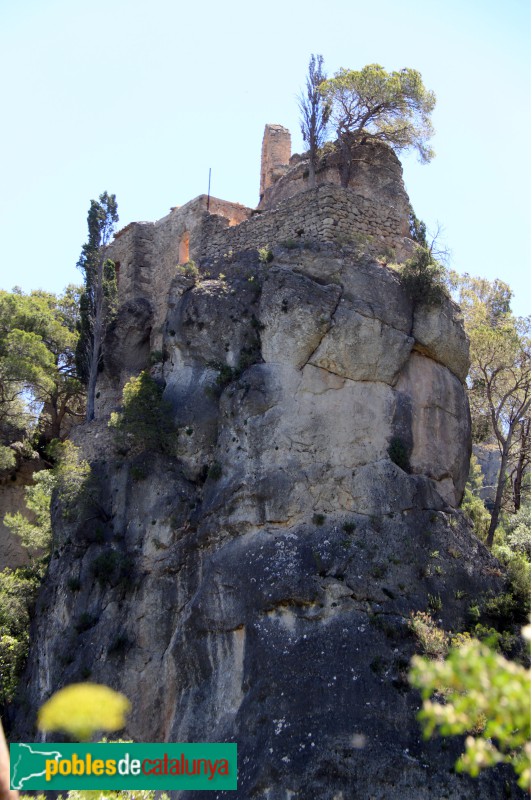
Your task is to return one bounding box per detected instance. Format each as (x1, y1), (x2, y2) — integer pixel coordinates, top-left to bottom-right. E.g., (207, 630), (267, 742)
(108, 196), (253, 349)
(196, 185), (411, 264)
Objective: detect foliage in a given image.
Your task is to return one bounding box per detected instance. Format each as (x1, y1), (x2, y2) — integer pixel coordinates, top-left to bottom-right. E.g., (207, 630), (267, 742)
(449, 273), (531, 540)
(0, 287), (84, 447)
(109, 371), (178, 456)
(320, 64), (435, 186)
(91, 550), (134, 589)
(0, 568), (40, 706)
(408, 207), (428, 248)
(387, 436), (411, 472)
(176, 260), (199, 280)
(298, 54), (331, 188)
(409, 611), (448, 658)
(409, 628), (531, 791)
(0, 445), (15, 471)
(4, 469), (55, 573)
(76, 192), (119, 421)
(460, 456), (491, 541)
(47, 438), (95, 519)
(490, 543), (530, 626)
(257, 247), (273, 264)
(399, 247), (447, 307)
(38, 682), (131, 740)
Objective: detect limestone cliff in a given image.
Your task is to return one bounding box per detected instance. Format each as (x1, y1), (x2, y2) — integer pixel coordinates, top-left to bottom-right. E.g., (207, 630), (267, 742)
(11, 134), (523, 799)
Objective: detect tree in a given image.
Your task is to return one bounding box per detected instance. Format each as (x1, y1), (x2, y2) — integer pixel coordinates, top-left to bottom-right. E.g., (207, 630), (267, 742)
(409, 628), (531, 792)
(298, 54), (331, 189)
(472, 316), (530, 546)
(76, 192), (119, 422)
(320, 64), (436, 186)
(449, 274), (531, 547)
(0, 288), (85, 448)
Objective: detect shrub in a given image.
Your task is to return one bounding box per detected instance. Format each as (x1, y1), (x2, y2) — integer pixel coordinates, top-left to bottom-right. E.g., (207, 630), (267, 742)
(312, 513), (326, 526)
(0, 445), (16, 471)
(0, 568), (40, 704)
(91, 550), (134, 589)
(399, 247), (447, 307)
(177, 260), (199, 280)
(409, 610), (448, 658)
(342, 521), (356, 534)
(109, 371), (178, 456)
(258, 247), (273, 264)
(149, 350), (164, 366)
(428, 593), (443, 613)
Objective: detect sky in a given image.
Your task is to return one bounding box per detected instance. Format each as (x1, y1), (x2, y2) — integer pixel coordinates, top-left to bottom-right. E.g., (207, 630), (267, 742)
(0, 0), (530, 316)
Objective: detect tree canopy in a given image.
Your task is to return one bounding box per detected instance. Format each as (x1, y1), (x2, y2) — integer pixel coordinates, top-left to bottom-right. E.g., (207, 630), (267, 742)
(318, 64), (435, 186)
(298, 54), (331, 188)
(0, 287), (84, 450)
(76, 192), (119, 421)
(449, 273), (531, 545)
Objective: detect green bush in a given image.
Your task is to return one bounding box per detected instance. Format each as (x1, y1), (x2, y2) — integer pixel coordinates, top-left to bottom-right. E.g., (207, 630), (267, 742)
(399, 247), (447, 307)
(258, 246), (273, 264)
(409, 611), (448, 658)
(0, 567), (40, 705)
(91, 550), (134, 588)
(0, 445), (16, 471)
(109, 371), (178, 456)
(176, 260), (199, 280)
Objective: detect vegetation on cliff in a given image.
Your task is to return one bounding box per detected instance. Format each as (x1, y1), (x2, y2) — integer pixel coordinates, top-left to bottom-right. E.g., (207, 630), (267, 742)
(76, 192), (119, 422)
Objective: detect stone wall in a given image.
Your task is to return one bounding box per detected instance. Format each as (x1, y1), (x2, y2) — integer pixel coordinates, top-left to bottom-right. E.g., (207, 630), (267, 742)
(196, 185), (411, 264)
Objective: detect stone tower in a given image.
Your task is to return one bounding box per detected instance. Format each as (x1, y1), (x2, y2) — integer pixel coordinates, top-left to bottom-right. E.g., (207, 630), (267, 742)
(259, 123), (291, 201)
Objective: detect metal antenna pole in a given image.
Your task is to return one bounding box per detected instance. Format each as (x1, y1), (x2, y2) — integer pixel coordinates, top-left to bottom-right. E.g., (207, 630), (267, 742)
(207, 168), (211, 211)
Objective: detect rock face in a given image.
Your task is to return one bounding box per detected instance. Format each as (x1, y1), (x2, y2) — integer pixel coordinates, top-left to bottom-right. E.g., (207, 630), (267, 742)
(11, 134), (522, 798)
(13, 242), (523, 798)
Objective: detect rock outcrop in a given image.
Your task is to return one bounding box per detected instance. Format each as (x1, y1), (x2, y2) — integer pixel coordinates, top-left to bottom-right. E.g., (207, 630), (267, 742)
(11, 131), (523, 798)
(13, 241), (522, 798)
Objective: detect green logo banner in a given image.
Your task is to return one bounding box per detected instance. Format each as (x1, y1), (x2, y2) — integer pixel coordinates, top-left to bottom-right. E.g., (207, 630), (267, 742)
(10, 742), (237, 790)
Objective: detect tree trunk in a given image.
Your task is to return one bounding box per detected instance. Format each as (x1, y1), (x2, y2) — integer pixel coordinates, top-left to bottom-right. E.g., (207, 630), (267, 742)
(85, 267), (105, 422)
(512, 418), (530, 511)
(486, 442), (511, 548)
(308, 156), (316, 189)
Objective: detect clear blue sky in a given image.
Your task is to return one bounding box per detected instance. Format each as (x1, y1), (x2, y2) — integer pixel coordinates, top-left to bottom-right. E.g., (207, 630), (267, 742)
(0, 0), (529, 316)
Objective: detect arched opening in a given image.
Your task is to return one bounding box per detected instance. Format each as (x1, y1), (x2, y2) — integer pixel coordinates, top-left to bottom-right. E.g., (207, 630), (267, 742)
(179, 231), (190, 264)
